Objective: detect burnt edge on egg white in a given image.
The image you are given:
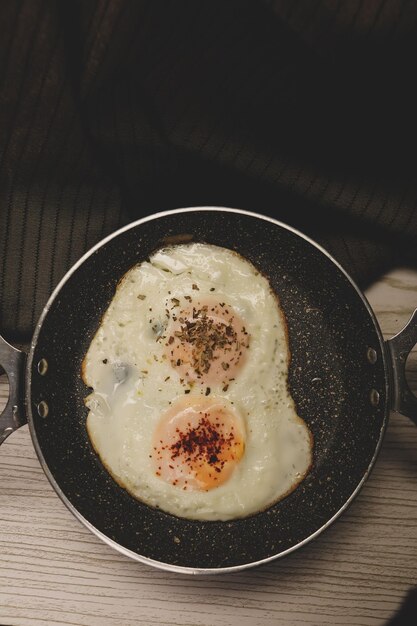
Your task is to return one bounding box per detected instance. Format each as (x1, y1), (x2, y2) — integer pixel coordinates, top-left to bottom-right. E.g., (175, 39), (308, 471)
(80, 242), (314, 522)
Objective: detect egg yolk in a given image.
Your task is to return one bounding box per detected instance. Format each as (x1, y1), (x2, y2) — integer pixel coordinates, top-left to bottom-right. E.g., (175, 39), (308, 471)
(164, 298), (250, 388)
(151, 397), (245, 491)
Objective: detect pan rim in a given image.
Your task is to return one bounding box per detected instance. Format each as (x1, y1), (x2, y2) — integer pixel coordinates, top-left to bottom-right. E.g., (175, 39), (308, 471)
(25, 205), (391, 574)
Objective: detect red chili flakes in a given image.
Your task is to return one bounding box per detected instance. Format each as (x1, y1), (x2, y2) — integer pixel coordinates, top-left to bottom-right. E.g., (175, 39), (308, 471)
(168, 415), (237, 476)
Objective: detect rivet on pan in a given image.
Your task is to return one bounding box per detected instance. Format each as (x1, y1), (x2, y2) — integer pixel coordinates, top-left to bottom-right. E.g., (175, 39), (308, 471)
(37, 358), (48, 375)
(37, 400), (49, 418)
(370, 389), (380, 406)
(367, 348), (377, 364)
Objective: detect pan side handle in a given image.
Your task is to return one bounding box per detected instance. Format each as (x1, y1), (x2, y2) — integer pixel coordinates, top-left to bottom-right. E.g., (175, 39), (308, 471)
(0, 336), (27, 446)
(386, 309), (417, 425)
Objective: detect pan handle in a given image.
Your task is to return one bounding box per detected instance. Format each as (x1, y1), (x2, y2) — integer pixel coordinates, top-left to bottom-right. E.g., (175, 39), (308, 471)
(0, 335), (27, 446)
(386, 309), (417, 425)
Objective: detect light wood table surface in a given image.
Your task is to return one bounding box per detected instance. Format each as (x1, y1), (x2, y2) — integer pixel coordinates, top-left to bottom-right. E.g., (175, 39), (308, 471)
(1, 267), (416, 626)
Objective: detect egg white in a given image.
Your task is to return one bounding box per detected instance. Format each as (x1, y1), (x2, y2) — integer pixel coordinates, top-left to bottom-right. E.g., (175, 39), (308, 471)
(82, 243), (313, 521)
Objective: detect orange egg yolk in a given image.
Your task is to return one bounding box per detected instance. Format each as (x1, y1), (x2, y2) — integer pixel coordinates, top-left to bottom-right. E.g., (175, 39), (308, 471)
(151, 397), (245, 491)
(164, 298), (249, 388)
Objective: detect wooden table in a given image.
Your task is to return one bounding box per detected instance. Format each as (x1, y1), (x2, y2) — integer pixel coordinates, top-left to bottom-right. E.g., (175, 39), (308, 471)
(1, 267), (416, 626)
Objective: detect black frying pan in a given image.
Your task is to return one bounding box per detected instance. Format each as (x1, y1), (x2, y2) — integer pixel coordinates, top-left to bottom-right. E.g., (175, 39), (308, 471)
(1, 207), (416, 574)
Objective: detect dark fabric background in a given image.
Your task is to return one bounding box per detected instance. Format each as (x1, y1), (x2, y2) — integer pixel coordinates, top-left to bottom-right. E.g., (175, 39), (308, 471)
(1, 0), (417, 344)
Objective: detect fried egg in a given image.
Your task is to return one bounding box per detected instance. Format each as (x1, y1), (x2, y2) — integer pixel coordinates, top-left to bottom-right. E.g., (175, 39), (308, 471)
(82, 243), (313, 521)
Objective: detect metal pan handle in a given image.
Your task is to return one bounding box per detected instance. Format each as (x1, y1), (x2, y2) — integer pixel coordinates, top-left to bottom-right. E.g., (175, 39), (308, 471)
(0, 335), (27, 446)
(386, 309), (417, 425)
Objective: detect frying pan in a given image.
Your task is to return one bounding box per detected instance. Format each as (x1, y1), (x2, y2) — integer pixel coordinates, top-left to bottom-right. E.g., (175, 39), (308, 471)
(1, 207), (416, 575)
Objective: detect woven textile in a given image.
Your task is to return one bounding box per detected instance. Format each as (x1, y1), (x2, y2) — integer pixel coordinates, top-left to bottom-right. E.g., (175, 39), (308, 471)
(1, 0), (417, 341)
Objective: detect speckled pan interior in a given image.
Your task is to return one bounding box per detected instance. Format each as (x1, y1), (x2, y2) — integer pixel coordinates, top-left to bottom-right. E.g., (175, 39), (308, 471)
(28, 209), (388, 570)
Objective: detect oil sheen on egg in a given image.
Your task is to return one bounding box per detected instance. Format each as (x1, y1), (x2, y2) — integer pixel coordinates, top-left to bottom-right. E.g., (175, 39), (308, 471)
(82, 243), (313, 521)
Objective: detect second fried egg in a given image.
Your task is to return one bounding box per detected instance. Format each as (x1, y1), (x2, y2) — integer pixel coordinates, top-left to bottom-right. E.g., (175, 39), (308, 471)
(82, 243), (313, 521)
